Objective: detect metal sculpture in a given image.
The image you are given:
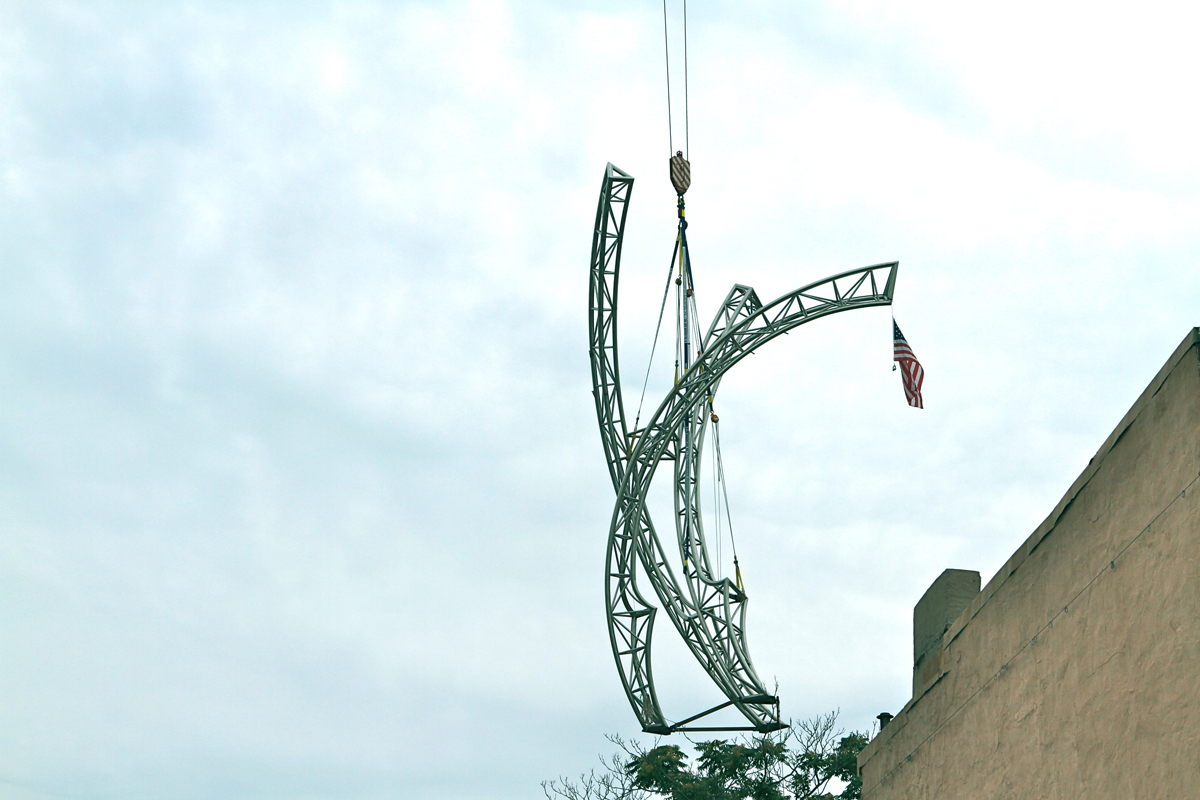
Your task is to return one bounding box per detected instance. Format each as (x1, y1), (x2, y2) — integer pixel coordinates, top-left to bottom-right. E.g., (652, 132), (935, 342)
(589, 162), (898, 734)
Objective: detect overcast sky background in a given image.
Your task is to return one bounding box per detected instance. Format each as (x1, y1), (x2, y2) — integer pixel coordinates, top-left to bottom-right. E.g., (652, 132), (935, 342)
(2, 1), (1199, 798)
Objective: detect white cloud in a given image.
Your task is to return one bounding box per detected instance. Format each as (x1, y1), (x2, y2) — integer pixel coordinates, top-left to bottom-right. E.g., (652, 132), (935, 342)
(1, 1), (1197, 798)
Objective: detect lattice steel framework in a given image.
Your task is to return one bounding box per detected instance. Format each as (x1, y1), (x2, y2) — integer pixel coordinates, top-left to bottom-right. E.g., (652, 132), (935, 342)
(589, 163), (898, 734)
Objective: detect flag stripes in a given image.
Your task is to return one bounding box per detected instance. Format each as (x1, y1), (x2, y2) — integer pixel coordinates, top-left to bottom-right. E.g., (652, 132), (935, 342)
(893, 320), (924, 409)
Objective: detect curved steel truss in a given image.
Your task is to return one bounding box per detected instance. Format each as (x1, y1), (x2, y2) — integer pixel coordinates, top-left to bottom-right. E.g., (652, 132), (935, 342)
(589, 162), (898, 734)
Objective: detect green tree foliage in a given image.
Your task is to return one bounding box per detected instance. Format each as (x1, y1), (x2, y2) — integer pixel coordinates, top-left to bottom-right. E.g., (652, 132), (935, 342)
(543, 711), (869, 800)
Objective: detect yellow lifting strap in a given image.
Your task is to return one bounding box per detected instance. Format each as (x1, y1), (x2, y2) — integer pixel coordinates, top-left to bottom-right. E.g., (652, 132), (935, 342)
(734, 555), (744, 591)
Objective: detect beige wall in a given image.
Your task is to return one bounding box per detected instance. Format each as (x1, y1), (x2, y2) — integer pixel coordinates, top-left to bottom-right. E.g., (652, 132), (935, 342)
(858, 329), (1200, 799)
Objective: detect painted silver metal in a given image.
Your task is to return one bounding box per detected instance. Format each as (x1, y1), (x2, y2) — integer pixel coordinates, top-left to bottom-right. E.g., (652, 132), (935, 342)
(589, 162), (898, 734)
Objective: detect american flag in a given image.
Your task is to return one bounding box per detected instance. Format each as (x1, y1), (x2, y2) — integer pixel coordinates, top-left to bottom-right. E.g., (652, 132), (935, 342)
(893, 320), (924, 409)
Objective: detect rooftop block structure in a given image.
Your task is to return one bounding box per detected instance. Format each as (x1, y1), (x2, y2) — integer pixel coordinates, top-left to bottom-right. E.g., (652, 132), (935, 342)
(858, 328), (1200, 799)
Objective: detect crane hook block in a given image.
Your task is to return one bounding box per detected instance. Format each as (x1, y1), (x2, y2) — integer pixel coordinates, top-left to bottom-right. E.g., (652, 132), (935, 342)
(670, 151), (691, 196)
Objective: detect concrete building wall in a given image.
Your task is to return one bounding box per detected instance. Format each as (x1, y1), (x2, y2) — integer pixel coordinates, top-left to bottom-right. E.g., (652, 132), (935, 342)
(858, 329), (1200, 799)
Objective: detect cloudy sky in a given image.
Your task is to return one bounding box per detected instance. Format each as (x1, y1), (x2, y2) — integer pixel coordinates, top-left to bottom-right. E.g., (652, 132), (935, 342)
(2, 1), (1199, 798)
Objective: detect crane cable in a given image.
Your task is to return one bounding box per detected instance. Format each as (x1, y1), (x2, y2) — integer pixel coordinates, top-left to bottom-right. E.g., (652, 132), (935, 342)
(662, 0), (690, 158)
(683, 0), (689, 159)
(629, 0), (697, 443)
(666, 1), (741, 586)
(631, 241), (681, 438)
(711, 409), (743, 591)
(662, 0), (673, 155)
